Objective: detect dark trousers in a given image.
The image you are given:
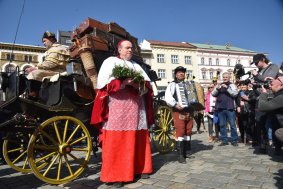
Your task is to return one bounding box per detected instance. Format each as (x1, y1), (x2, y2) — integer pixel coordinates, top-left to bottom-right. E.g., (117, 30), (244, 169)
(238, 113), (252, 142)
(255, 110), (267, 148)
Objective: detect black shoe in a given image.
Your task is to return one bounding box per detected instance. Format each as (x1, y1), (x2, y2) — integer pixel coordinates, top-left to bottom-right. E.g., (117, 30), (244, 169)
(218, 142), (228, 146)
(259, 148), (267, 154)
(274, 148), (283, 156)
(141, 174), (150, 179)
(178, 156), (186, 164)
(231, 142), (238, 147)
(252, 142), (258, 147)
(113, 182), (123, 188)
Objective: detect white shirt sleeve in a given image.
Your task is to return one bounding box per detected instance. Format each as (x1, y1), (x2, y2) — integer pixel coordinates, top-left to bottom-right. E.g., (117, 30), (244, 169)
(165, 82), (177, 107)
(227, 83), (238, 97)
(96, 57), (116, 89)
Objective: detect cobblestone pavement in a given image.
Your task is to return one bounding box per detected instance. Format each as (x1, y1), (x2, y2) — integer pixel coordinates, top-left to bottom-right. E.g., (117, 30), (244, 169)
(1, 126), (283, 189)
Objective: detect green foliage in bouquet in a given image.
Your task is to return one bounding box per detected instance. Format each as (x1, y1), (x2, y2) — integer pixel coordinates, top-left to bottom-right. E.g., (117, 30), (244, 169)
(112, 65), (144, 83)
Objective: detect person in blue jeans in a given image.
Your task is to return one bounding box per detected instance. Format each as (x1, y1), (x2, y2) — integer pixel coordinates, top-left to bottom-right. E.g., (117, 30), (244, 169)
(212, 72), (239, 146)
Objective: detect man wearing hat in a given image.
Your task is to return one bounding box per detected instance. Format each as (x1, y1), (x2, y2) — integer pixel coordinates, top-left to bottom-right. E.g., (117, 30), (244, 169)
(250, 53), (279, 152)
(251, 53), (279, 82)
(26, 31), (70, 81)
(25, 31), (70, 98)
(165, 66), (194, 163)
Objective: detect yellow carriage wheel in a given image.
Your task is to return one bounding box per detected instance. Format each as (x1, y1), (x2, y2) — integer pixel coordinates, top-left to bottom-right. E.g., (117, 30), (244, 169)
(27, 116), (92, 185)
(151, 106), (175, 153)
(3, 132), (32, 173)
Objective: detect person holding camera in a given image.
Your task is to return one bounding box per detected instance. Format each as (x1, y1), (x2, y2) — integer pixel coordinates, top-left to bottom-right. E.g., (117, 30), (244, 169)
(250, 53), (279, 152)
(259, 75), (283, 155)
(212, 72), (239, 146)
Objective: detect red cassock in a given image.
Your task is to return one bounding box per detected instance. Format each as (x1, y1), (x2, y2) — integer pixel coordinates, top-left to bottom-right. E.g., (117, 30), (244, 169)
(91, 79), (154, 182)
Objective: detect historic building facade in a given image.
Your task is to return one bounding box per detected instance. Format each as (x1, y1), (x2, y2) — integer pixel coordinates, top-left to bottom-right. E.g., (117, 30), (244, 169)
(0, 42), (45, 72)
(191, 43), (256, 87)
(140, 40), (257, 93)
(0, 42), (45, 101)
(140, 40), (198, 93)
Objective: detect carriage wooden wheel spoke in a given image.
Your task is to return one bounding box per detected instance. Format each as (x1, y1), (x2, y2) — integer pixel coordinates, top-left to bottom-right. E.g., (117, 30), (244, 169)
(27, 116), (92, 185)
(151, 106), (175, 153)
(3, 132), (33, 173)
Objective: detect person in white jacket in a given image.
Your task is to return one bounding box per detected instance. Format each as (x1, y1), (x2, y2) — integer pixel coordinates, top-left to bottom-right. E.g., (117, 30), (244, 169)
(165, 66), (194, 164)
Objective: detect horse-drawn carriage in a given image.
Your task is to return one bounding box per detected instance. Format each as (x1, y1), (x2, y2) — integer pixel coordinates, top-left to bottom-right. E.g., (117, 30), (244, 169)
(0, 17), (204, 184)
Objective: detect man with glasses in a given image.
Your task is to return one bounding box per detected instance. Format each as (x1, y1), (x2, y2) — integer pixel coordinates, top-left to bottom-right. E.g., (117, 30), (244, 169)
(250, 53), (279, 153)
(259, 75), (283, 155)
(251, 53), (279, 81)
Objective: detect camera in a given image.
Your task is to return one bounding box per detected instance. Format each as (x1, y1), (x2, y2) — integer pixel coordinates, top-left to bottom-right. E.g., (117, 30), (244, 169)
(252, 79), (272, 89)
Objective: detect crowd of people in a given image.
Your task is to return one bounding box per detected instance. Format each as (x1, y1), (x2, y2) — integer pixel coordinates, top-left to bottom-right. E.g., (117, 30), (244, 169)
(201, 53), (283, 156)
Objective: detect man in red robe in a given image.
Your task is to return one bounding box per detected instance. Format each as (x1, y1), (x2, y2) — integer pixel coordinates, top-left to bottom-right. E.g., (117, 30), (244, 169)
(91, 40), (154, 187)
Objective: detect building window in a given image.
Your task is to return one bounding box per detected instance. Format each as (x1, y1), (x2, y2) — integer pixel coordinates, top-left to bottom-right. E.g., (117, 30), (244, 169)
(216, 58), (219, 66)
(6, 54), (15, 61)
(171, 55), (179, 64)
(24, 55), (32, 62)
(201, 57), (205, 65)
(185, 56), (191, 64)
(209, 71), (214, 79)
(186, 70), (193, 79)
(209, 58), (212, 65)
(158, 69), (166, 79)
(227, 59), (230, 66)
(202, 71), (206, 79)
(157, 54), (165, 63)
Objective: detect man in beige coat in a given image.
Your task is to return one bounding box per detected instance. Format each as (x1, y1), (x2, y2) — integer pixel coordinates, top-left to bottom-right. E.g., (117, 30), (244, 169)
(26, 31), (69, 98)
(27, 31), (70, 81)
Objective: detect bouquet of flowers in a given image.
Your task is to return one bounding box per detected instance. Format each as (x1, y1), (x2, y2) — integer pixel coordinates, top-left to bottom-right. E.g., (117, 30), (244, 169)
(112, 65), (144, 83)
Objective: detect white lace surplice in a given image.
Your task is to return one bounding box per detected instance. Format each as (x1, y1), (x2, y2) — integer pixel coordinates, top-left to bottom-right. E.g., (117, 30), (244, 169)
(102, 89), (148, 131)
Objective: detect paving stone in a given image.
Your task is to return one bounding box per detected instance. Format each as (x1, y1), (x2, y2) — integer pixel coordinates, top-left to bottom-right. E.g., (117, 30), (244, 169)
(172, 171), (189, 177)
(124, 182), (143, 188)
(170, 176), (190, 183)
(231, 179), (263, 188)
(136, 185), (157, 189)
(138, 178), (158, 185)
(251, 166), (269, 172)
(167, 182), (194, 189)
(153, 180), (174, 188)
(159, 170), (177, 175)
(231, 165), (252, 171)
(236, 174), (257, 181)
(212, 175), (233, 184)
(225, 184), (249, 189)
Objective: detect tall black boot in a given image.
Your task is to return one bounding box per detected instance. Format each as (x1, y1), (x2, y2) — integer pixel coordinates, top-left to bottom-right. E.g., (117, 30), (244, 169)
(177, 141), (186, 164)
(185, 140), (191, 151)
(183, 140), (191, 158)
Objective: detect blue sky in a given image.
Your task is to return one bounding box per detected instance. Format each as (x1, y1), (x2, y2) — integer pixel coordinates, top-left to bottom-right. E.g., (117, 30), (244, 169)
(1, 0), (283, 65)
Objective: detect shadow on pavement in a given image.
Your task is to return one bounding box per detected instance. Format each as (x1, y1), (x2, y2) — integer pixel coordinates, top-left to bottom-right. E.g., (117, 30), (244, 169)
(271, 153), (283, 189)
(151, 139), (214, 174)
